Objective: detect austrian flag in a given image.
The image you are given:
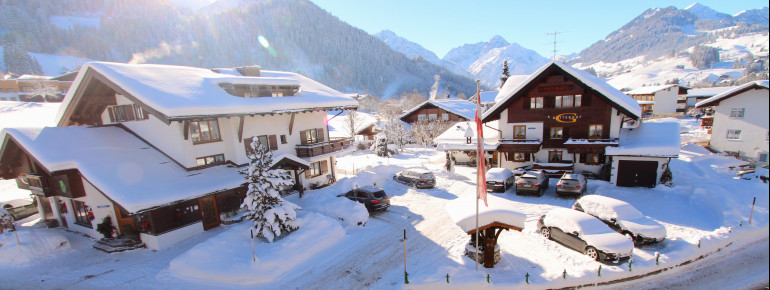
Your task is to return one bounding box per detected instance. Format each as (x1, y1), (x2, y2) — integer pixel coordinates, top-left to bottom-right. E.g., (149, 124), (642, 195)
(475, 81), (487, 206)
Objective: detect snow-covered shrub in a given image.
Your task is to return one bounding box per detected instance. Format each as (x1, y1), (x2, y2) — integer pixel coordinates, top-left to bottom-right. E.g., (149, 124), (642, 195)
(96, 216), (115, 239)
(0, 208), (14, 234)
(660, 166), (674, 187)
(241, 139), (301, 242)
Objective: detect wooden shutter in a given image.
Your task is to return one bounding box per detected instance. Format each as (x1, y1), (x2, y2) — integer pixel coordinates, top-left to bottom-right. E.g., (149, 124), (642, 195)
(563, 127), (570, 139)
(525, 153), (531, 161)
(579, 153), (586, 164)
(244, 137), (254, 156)
(108, 106), (116, 122)
(544, 96), (555, 108)
(321, 160), (328, 174)
(583, 94), (592, 106)
(599, 154), (606, 164)
(300, 130), (307, 145)
(268, 135), (278, 150)
(305, 167), (311, 178)
(317, 128), (325, 142)
(523, 98), (530, 109)
(504, 152), (512, 161)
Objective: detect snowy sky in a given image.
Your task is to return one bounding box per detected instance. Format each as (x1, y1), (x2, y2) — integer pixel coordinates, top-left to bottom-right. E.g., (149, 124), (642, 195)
(309, 0), (766, 58)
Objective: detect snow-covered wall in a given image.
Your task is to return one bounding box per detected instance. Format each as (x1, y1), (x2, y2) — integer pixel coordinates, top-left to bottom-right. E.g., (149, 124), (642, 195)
(709, 88), (769, 164)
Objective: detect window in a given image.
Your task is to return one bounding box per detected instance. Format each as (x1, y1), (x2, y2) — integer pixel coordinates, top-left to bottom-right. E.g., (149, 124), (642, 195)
(257, 135), (269, 148)
(530, 97), (544, 109)
(418, 114), (427, 121)
(429, 114), (438, 121)
(726, 129), (741, 140)
(513, 152), (527, 162)
(310, 161), (323, 177)
(555, 95), (575, 108)
(280, 135), (287, 144)
(548, 151), (563, 162)
(72, 200), (92, 228)
(584, 153), (602, 165)
(191, 119), (221, 144)
(513, 125), (526, 139)
(196, 154), (225, 167)
(589, 124), (603, 138)
(574, 95), (582, 107)
(730, 108), (745, 118)
(107, 104), (147, 122)
(272, 92), (284, 97)
(758, 153), (768, 163)
(550, 127), (563, 139)
(442, 113), (449, 121)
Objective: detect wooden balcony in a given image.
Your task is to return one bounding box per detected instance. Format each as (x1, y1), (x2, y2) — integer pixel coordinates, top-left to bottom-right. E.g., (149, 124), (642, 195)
(295, 138), (353, 158)
(532, 162), (574, 177)
(20, 174), (54, 196)
(498, 139), (542, 153)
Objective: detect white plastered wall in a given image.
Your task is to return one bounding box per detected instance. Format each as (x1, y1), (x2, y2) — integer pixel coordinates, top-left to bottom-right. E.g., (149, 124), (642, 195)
(652, 88), (678, 115)
(140, 222), (203, 251)
(708, 88), (769, 164)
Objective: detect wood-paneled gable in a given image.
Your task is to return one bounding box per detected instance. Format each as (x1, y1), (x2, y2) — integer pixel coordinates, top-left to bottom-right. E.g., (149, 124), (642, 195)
(401, 103), (469, 124)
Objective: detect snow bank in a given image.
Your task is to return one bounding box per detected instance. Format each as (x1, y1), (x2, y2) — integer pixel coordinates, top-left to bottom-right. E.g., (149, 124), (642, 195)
(293, 191), (368, 227)
(0, 229), (70, 265)
(169, 212), (344, 285)
(446, 193), (526, 233)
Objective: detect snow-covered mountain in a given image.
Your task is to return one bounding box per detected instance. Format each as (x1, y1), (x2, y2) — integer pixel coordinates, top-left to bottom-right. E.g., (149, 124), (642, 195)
(374, 30), (442, 65)
(733, 7), (770, 25)
(443, 35), (549, 88)
(685, 2), (731, 21)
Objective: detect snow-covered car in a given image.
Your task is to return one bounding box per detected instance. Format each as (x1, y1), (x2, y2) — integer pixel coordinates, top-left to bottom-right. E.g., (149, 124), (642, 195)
(572, 195), (666, 246)
(338, 186), (390, 211)
(556, 173), (587, 197)
(393, 168), (436, 189)
(515, 171), (549, 196)
(485, 168), (515, 192)
(537, 208), (634, 262)
(512, 165), (532, 177)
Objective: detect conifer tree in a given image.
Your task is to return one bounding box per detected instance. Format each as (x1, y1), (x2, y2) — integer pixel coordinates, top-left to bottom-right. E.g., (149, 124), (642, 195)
(241, 139), (300, 242)
(500, 60), (510, 88)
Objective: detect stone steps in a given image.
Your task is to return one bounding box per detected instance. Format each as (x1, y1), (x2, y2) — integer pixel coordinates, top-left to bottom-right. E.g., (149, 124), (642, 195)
(92, 238), (145, 253)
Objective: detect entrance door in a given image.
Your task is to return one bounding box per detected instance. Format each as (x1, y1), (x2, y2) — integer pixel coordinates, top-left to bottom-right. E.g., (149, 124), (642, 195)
(617, 160), (658, 187)
(198, 196), (220, 230)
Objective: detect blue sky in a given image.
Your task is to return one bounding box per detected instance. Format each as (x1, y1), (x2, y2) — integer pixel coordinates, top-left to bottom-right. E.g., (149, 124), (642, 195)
(309, 0), (766, 59)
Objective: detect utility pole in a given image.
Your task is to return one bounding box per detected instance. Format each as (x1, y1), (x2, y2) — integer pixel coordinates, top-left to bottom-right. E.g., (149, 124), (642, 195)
(546, 30), (566, 61)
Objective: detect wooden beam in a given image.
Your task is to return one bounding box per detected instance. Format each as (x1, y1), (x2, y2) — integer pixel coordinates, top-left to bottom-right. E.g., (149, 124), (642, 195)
(288, 112), (296, 135)
(237, 115), (245, 143)
(183, 120), (190, 141)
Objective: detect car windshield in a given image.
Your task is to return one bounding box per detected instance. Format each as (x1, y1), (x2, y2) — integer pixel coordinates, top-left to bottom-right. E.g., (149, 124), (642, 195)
(370, 190), (387, 198)
(420, 173), (433, 179)
(521, 177), (539, 183)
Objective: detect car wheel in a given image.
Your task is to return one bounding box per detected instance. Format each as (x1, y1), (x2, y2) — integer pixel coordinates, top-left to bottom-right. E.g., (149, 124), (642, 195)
(539, 187), (545, 197)
(540, 227), (551, 239)
(585, 246), (600, 261)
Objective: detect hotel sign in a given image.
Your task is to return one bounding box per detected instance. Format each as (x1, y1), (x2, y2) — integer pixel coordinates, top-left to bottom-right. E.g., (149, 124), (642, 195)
(554, 113), (579, 123)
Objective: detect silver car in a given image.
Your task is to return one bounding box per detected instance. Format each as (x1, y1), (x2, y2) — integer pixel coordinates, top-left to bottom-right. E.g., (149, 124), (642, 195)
(556, 173), (587, 197)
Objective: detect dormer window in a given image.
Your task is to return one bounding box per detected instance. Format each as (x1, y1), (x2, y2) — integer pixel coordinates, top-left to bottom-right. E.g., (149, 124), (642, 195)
(107, 104), (148, 122)
(221, 83), (299, 98)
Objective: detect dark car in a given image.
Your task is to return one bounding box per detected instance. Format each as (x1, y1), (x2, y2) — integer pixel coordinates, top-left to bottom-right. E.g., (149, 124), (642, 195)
(486, 168), (515, 192)
(393, 168), (436, 189)
(338, 186), (390, 211)
(537, 208), (634, 262)
(515, 171), (549, 196)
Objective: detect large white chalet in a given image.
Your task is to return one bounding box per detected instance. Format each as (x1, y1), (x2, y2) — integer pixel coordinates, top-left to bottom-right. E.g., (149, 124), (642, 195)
(0, 62), (357, 250)
(696, 81), (769, 166)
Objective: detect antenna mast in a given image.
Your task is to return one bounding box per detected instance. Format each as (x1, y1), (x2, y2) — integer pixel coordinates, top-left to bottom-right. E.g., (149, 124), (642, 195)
(546, 30), (565, 61)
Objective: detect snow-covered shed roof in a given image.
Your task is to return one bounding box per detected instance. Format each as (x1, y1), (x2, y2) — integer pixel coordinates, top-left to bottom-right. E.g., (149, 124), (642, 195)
(696, 81), (769, 108)
(327, 111), (379, 138)
(400, 99), (478, 121)
(686, 86), (736, 98)
(625, 84), (687, 95)
(434, 121), (500, 151)
(446, 193), (526, 234)
(0, 126), (244, 213)
(605, 121), (680, 157)
(56, 62), (358, 125)
(483, 61), (641, 121)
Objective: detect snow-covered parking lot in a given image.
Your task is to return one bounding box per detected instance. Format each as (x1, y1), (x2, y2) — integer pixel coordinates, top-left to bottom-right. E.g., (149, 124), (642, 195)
(1, 142), (768, 288)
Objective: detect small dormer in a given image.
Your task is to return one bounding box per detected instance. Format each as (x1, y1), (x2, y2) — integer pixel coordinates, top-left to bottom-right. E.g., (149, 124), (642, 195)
(218, 81), (300, 98)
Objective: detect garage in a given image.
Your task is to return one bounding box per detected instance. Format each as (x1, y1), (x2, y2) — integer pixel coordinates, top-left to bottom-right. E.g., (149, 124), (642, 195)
(617, 160), (659, 187)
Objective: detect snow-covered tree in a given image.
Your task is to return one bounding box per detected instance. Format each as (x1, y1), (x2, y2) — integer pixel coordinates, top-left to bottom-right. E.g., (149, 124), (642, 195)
(342, 109), (364, 140)
(30, 77), (60, 102)
(500, 60), (510, 88)
(383, 120), (411, 153)
(240, 139), (300, 242)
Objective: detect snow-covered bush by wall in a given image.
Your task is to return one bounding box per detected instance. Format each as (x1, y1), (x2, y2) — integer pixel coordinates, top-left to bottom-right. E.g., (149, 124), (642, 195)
(0, 208), (13, 234)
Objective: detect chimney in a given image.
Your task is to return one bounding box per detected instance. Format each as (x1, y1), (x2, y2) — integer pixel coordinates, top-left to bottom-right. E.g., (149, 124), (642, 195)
(237, 65), (261, 77)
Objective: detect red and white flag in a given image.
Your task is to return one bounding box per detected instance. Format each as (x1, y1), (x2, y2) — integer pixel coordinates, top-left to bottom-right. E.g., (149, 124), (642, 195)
(475, 81), (487, 206)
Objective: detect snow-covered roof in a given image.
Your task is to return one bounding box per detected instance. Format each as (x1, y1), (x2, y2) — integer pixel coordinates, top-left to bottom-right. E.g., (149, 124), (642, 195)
(270, 153), (310, 169)
(484, 61), (641, 121)
(625, 85), (677, 95)
(686, 86), (737, 98)
(1, 126), (244, 213)
(696, 81), (769, 108)
(605, 121), (680, 157)
(400, 99), (477, 121)
(446, 193), (526, 233)
(434, 121), (500, 151)
(56, 62), (358, 124)
(326, 111), (379, 138)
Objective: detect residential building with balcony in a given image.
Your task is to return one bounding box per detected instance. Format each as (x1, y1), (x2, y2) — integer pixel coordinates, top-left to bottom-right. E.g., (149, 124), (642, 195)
(625, 84), (689, 117)
(0, 62), (357, 250)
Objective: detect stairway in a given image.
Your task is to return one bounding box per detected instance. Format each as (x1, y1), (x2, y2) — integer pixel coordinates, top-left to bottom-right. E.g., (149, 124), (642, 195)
(92, 238), (145, 253)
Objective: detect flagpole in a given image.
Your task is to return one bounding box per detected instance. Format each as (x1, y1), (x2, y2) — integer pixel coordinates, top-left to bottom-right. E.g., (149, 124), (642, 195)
(475, 80), (480, 271)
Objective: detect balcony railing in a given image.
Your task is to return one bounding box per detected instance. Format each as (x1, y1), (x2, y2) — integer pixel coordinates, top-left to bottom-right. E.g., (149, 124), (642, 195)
(295, 137), (353, 158)
(499, 138), (541, 144)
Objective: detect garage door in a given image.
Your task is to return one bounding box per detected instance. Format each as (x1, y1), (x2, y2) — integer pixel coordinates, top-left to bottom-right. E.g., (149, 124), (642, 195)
(617, 160), (658, 188)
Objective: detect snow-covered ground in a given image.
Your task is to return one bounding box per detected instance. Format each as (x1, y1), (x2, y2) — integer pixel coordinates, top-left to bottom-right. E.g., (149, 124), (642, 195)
(0, 104), (768, 288)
